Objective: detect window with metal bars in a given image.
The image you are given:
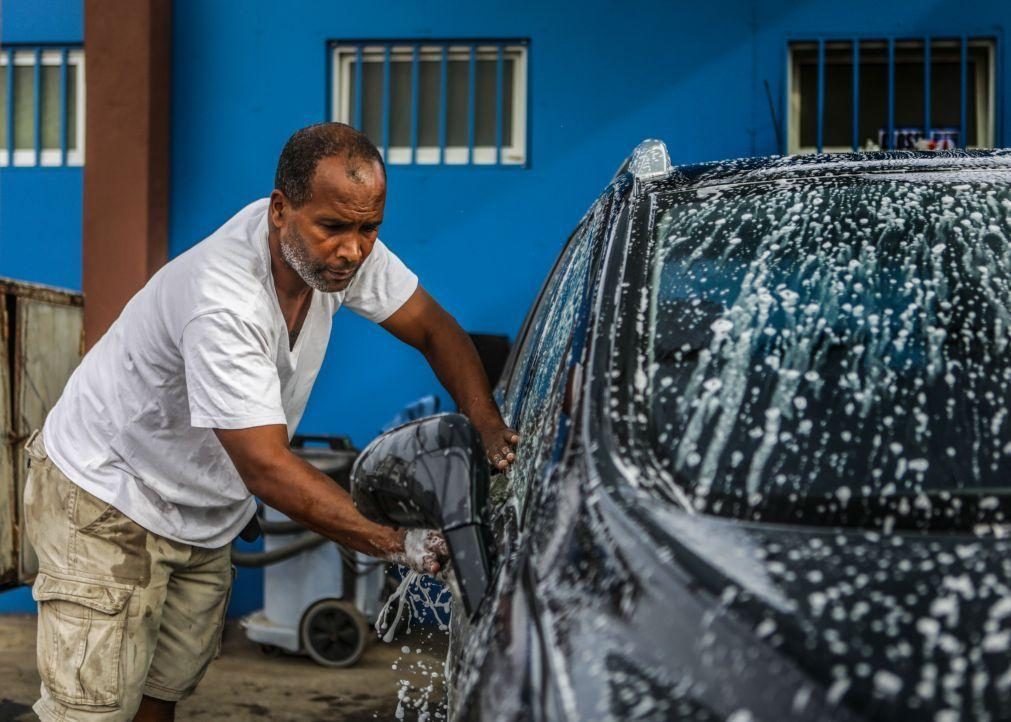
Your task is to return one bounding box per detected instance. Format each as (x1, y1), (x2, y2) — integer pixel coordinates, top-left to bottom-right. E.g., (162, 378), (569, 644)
(0, 45), (84, 167)
(330, 40), (528, 166)
(788, 37), (996, 154)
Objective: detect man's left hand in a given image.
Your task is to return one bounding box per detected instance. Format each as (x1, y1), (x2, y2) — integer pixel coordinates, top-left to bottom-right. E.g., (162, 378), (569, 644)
(477, 423), (520, 471)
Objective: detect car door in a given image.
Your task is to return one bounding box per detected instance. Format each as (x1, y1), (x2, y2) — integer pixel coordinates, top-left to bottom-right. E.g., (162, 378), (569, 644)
(447, 188), (620, 718)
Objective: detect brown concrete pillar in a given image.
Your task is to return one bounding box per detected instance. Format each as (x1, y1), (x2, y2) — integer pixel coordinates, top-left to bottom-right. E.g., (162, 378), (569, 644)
(82, 0), (172, 348)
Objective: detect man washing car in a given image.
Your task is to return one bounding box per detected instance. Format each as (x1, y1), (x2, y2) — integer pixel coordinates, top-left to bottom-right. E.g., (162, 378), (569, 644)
(23, 122), (518, 722)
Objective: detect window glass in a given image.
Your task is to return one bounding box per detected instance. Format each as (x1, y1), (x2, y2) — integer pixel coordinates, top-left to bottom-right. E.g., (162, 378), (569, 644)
(40, 64), (60, 149)
(445, 59), (469, 147)
(474, 59), (497, 146)
(504, 208), (602, 511)
(855, 41), (888, 148)
(389, 60), (412, 147)
(501, 59), (515, 145)
(417, 59), (441, 147)
(65, 61), (79, 152)
(13, 64), (34, 150)
(641, 175), (1011, 527)
(797, 42), (853, 148)
(929, 41), (983, 142)
(359, 61), (383, 144)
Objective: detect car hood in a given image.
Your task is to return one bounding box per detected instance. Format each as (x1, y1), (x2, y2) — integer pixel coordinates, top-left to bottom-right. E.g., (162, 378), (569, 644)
(458, 465), (1011, 721)
(640, 502), (1011, 720)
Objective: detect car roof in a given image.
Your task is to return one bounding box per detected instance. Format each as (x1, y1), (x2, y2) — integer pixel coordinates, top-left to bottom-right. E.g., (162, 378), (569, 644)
(673, 149), (1011, 187)
(620, 142), (1011, 194)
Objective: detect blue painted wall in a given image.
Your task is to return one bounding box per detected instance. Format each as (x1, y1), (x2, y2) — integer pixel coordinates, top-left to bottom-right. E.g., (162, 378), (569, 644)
(3, 0), (1010, 617)
(0, 169), (83, 290)
(169, 0), (1010, 456)
(168, 0), (1008, 617)
(0, 0), (81, 44)
(0, 0), (83, 292)
(0, 0), (83, 614)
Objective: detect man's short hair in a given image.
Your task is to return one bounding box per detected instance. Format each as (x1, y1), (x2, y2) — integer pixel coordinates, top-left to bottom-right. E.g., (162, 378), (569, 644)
(274, 122), (386, 206)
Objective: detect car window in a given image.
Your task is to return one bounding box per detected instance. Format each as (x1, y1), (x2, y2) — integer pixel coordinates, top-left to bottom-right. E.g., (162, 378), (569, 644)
(636, 174), (1011, 527)
(503, 201), (607, 514)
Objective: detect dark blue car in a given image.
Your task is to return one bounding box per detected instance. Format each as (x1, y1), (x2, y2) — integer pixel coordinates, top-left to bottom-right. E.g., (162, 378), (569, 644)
(354, 145), (1011, 721)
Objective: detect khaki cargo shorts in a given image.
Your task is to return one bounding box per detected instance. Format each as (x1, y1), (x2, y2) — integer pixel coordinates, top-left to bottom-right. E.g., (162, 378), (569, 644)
(23, 429), (233, 722)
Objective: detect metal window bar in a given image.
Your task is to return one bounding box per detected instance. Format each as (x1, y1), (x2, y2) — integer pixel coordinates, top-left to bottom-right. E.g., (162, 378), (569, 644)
(381, 46), (391, 160)
(410, 45), (419, 164)
(33, 48), (41, 162)
(60, 47), (68, 164)
(467, 44), (476, 165)
(816, 39), (825, 153)
(887, 38), (895, 150)
(438, 46), (447, 165)
(924, 38), (931, 143)
(353, 46), (363, 131)
(807, 36), (990, 154)
(960, 35), (968, 149)
(495, 45), (504, 164)
(5, 49), (14, 161)
(338, 40), (526, 166)
(852, 39), (859, 152)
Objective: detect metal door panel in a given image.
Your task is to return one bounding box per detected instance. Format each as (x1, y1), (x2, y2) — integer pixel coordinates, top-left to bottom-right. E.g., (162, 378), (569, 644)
(0, 298), (15, 587)
(14, 297), (83, 582)
(0, 279), (83, 591)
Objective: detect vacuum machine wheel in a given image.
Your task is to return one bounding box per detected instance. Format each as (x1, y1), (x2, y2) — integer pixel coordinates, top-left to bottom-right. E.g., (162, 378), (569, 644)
(300, 599), (369, 667)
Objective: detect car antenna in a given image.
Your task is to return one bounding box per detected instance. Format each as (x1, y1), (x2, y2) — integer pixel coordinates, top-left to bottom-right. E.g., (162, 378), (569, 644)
(764, 79), (784, 153)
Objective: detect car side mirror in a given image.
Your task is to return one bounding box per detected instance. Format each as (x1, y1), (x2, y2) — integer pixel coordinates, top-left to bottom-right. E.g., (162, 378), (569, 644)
(351, 413), (494, 618)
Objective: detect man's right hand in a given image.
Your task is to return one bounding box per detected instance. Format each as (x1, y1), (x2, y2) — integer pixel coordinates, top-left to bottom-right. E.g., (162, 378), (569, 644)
(386, 528), (449, 575)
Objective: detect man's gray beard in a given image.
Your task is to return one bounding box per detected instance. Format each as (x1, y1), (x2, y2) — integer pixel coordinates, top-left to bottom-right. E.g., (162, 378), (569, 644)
(279, 229), (333, 292)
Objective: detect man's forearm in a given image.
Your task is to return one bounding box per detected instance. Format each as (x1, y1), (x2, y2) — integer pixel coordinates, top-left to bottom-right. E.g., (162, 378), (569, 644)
(245, 451), (402, 558)
(379, 286), (518, 468)
(420, 318), (503, 426)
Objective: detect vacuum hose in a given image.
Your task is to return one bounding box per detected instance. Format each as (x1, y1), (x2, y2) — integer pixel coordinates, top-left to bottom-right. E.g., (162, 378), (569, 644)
(232, 436), (362, 568)
(257, 518), (305, 535)
(231, 532), (328, 567)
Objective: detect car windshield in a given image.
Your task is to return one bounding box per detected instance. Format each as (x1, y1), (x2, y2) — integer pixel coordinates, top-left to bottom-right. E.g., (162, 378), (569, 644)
(644, 171), (1011, 527)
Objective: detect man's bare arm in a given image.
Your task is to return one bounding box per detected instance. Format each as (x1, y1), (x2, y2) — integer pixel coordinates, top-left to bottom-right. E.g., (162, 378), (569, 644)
(380, 286), (519, 469)
(214, 424), (407, 560)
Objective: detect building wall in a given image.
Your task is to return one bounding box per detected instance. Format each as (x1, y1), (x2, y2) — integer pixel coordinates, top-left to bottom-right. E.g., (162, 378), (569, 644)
(169, 0), (1009, 453)
(0, 170), (82, 289)
(0, 0), (83, 291)
(2, 0), (1009, 616)
(0, 0), (84, 614)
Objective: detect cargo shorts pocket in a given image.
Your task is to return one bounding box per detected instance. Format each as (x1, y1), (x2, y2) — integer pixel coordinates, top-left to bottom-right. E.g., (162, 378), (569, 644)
(33, 571), (133, 708)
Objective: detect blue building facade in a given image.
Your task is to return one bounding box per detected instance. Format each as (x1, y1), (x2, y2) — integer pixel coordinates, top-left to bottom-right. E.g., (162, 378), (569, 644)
(167, 0), (1009, 453)
(0, 0), (83, 289)
(1, 0), (1009, 614)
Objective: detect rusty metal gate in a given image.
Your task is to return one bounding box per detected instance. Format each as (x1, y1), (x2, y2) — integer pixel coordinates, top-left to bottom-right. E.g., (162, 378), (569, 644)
(0, 278), (83, 589)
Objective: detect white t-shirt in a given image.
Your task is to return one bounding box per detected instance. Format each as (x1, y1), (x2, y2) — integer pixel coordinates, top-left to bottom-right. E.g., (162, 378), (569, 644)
(43, 198), (418, 548)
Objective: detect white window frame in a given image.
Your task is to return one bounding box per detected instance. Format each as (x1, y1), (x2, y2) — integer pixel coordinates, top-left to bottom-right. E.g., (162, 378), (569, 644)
(0, 48), (85, 167)
(331, 43), (528, 166)
(788, 38), (996, 154)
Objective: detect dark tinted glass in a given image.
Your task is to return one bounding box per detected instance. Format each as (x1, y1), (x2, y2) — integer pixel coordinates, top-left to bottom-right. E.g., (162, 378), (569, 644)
(644, 173), (1011, 524)
(505, 211), (600, 511)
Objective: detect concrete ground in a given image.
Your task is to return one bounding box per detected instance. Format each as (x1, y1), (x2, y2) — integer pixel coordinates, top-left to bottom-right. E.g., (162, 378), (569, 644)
(0, 615), (448, 721)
